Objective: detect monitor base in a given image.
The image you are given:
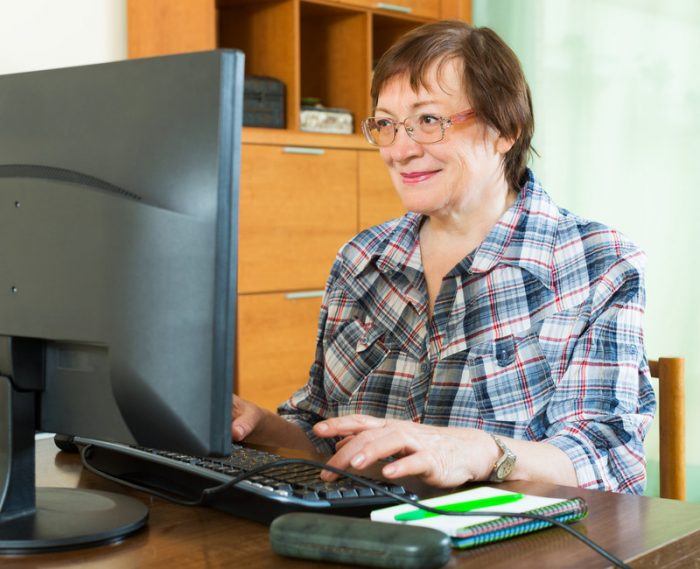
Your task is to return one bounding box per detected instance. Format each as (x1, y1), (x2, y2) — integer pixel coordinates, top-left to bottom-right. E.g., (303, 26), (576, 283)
(0, 487), (148, 554)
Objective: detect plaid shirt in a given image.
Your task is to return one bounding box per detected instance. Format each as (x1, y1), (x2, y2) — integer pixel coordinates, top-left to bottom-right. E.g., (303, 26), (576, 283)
(279, 169), (656, 494)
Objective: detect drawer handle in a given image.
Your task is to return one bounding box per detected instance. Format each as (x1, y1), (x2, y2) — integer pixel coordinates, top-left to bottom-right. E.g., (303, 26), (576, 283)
(285, 290), (325, 300)
(282, 147), (325, 156)
(376, 3), (412, 14)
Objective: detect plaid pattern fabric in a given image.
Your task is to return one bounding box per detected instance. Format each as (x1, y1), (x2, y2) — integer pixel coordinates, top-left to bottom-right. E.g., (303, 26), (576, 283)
(278, 169), (656, 494)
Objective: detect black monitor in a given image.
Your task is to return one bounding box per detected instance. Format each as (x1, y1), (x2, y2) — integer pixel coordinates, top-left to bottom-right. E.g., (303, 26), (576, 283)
(0, 50), (243, 552)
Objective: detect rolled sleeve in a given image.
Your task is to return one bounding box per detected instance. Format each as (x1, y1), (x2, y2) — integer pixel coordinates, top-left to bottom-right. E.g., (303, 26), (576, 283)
(278, 375), (338, 456)
(544, 254), (656, 493)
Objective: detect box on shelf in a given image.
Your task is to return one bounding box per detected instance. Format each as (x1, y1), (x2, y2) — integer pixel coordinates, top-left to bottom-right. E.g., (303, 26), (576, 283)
(300, 105), (353, 135)
(244, 76), (285, 129)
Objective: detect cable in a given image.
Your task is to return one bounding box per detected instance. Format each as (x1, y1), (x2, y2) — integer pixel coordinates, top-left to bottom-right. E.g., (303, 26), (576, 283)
(80, 446), (630, 569)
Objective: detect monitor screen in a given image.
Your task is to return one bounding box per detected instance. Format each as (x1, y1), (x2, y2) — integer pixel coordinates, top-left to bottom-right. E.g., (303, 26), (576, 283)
(0, 50), (243, 457)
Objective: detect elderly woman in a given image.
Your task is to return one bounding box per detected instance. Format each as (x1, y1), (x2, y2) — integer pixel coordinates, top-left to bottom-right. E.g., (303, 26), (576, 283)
(232, 20), (655, 494)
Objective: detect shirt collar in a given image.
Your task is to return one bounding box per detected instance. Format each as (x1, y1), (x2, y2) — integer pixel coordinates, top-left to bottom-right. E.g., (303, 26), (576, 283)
(352, 169), (559, 291)
(470, 169), (558, 290)
(373, 212), (424, 278)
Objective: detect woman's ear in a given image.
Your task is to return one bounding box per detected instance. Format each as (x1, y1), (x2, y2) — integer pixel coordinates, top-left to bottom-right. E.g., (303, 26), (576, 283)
(496, 136), (516, 155)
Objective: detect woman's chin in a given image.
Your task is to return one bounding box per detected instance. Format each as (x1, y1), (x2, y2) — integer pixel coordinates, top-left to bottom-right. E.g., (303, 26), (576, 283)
(398, 195), (441, 216)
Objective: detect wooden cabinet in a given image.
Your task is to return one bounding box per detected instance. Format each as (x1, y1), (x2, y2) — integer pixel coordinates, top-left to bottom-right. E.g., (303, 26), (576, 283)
(127, 0), (217, 57)
(238, 144), (358, 293)
(237, 292), (323, 411)
(236, 142), (405, 410)
(128, 0), (470, 411)
(128, 0), (471, 132)
(299, 3), (371, 134)
(218, 1), (300, 130)
(337, 0), (441, 20)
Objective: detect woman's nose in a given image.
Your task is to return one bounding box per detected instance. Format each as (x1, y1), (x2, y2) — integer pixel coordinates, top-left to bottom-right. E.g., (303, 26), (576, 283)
(388, 123), (423, 163)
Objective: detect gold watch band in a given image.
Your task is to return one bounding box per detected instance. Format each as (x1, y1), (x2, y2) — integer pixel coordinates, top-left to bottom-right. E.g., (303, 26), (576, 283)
(488, 434), (517, 482)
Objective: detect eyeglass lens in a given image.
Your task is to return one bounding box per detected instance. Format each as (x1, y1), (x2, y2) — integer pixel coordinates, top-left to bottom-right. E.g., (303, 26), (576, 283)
(364, 115), (445, 146)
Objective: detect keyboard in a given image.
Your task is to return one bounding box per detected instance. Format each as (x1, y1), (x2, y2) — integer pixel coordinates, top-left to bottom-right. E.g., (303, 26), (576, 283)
(76, 438), (417, 524)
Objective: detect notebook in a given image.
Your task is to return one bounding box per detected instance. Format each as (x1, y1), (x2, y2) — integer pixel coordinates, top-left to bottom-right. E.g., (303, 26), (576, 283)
(370, 487), (588, 549)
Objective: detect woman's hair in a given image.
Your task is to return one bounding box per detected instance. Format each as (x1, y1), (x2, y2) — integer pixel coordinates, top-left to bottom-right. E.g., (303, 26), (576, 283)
(371, 20), (534, 191)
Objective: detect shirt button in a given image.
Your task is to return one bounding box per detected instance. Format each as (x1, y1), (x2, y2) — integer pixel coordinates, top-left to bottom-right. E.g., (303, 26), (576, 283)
(496, 344), (515, 366)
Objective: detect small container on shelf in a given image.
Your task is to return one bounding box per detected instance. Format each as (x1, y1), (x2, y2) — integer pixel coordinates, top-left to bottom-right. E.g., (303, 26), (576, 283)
(243, 76), (286, 129)
(300, 98), (354, 134)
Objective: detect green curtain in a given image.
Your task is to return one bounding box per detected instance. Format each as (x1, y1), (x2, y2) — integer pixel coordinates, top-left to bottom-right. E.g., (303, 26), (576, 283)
(473, 0), (700, 500)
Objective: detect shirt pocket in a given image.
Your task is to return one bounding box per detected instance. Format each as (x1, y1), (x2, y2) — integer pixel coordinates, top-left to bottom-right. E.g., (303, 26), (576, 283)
(468, 333), (554, 424)
(323, 318), (389, 404)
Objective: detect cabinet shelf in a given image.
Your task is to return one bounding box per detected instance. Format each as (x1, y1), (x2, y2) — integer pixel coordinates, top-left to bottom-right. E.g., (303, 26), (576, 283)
(129, 0), (470, 134)
(242, 127), (370, 149)
(300, 1), (370, 133)
(218, 0), (299, 129)
(372, 12), (426, 67)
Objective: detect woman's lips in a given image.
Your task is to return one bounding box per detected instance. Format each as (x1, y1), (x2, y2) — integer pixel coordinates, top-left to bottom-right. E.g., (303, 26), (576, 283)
(400, 170), (440, 184)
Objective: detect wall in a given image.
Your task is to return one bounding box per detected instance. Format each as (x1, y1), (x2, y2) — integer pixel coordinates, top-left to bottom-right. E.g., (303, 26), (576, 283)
(474, 0), (700, 500)
(0, 0), (126, 75)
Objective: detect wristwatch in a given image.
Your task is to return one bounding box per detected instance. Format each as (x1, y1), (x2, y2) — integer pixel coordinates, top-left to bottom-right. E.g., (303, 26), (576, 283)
(488, 434), (517, 482)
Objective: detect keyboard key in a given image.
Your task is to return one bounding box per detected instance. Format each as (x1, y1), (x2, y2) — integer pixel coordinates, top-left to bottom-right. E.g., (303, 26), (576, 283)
(302, 491), (321, 502)
(248, 474), (273, 482)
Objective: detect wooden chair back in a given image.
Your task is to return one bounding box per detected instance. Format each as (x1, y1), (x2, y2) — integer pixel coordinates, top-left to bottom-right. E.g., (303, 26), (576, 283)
(649, 358), (686, 500)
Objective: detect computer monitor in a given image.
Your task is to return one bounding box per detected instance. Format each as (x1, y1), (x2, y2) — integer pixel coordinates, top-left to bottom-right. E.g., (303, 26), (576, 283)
(0, 50), (243, 552)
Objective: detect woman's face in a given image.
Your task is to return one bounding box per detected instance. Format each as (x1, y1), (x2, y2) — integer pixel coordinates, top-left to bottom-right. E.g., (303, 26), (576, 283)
(375, 59), (511, 218)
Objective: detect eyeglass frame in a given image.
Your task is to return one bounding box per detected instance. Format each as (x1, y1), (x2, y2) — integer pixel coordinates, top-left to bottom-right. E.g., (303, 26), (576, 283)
(361, 109), (476, 147)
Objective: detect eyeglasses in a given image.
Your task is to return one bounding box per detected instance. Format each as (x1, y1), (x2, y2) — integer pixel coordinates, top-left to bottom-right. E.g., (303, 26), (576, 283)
(361, 109), (475, 147)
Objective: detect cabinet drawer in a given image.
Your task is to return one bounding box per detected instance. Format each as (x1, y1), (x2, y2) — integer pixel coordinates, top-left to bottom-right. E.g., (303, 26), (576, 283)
(237, 291), (323, 412)
(238, 144), (358, 293)
(358, 150), (405, 229)
(337, 0), (440, 19)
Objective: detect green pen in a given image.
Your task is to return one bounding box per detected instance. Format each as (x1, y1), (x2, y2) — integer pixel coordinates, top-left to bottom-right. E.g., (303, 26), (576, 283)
(394, 492), (524, 522)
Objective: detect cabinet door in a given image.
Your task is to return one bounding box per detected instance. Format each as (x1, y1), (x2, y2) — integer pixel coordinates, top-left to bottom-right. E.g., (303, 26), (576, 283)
(336, 0), (440, 19)
(239, 144), (358, 293)
(237, 292), (323, 412)
(358, 150), (405, 229)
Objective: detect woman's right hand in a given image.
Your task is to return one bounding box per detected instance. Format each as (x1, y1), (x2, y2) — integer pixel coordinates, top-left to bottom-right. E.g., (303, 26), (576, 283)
(230, 396), (317, 452)
(231, 396), (267, 442)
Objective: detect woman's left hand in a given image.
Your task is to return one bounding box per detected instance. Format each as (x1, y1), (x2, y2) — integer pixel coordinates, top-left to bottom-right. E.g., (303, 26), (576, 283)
(313, 414), (499, 488)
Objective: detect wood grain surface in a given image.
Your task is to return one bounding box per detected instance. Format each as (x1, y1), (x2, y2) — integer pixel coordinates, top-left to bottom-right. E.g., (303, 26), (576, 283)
(3, 439), (699, 568)
(237, 292), (323, 410)
(652, 357), (686, 500)
(237, 144), (357, 293)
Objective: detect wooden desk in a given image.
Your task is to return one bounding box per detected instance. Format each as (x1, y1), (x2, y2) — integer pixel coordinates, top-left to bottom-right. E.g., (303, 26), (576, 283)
(3, 438), (700, 568)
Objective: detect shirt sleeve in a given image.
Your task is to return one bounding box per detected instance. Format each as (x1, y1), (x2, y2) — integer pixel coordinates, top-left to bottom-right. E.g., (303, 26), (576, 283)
(276, 257), (342, 455)
(543, 251), (657, 494)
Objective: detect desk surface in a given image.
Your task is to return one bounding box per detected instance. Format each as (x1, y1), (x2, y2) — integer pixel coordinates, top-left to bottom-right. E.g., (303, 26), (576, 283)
(3, 438), (700, 568)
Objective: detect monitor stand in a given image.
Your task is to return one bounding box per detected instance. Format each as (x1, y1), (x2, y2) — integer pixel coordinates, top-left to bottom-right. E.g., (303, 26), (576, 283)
(0, 374), (149, 554)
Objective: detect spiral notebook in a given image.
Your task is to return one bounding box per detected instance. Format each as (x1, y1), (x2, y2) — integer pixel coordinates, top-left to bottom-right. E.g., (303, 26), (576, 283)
(370, 487), (588, 549)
